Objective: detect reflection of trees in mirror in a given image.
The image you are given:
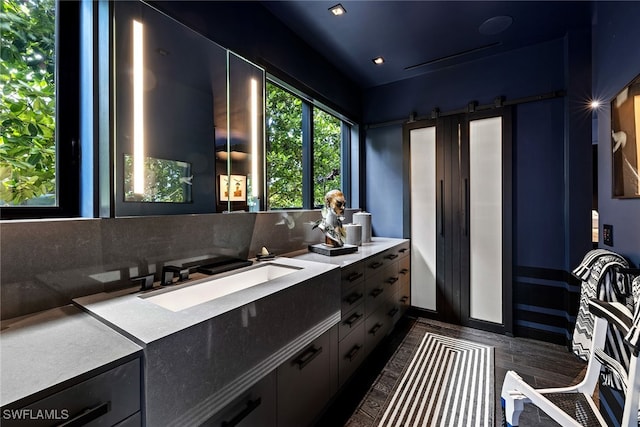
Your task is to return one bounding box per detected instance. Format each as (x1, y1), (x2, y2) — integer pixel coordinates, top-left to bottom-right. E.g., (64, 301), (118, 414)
(266, 82), (343, 209)
(0, 0), (56, 206)
(124, 155), (192, 203)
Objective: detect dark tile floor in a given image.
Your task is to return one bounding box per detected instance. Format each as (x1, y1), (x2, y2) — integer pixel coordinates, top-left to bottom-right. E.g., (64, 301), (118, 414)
(316, 315), (588, 427)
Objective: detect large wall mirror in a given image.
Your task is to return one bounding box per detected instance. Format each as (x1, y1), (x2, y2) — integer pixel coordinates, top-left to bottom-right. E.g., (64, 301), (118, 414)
(112, 1), (264, 216)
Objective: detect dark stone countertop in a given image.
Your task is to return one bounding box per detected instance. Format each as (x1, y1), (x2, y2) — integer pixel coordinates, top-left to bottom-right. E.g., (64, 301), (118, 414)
(0, 304), (142, 408)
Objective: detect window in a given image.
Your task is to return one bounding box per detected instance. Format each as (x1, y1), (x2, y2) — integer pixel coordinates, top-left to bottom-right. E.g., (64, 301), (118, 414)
(266, 80), (349, 210)
(0, 0), (79, 218)
(265, 82), (303, 209)
(313, 108), (342, 207)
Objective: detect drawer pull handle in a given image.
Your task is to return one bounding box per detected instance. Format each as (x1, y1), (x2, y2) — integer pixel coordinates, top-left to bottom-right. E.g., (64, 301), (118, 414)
(293, 345), (323, 370)
(385, 254), (399, 260)
(387, 307), (399, 317)
(400, 296), (409, 303)
(346, 272), (363, 282)
(369, 323), (383, 336)
(345, 344), (362, 362)
(58, 401), (110, 427)
(221, 398), (262, 427)
(386, 277), (399, 285)
(370, 288), (383, 298)
(399, 248), (408, 253)
(344, 312), (363, 327)
(369, 261), (383, 270)
(399, 268), (409, 275)
(344, 292), (363, 305)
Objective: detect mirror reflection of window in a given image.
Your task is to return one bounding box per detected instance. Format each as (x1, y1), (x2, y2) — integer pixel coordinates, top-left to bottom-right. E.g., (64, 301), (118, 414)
(124, 155), (192, 203)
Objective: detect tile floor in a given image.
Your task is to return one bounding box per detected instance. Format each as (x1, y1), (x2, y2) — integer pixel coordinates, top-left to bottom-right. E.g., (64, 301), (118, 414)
(316, 316), (588, 427)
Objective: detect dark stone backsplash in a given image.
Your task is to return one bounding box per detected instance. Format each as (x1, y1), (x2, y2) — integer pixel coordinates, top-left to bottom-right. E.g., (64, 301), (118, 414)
(0, 210), (355, 321)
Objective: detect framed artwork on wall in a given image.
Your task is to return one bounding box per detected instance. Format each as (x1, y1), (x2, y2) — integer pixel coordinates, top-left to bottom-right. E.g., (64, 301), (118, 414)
(219, 174), (247, 202)
(611, 73), (640, 198)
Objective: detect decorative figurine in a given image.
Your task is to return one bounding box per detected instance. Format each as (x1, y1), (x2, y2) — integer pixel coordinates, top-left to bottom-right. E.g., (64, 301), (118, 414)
(314, 189), (346, 247)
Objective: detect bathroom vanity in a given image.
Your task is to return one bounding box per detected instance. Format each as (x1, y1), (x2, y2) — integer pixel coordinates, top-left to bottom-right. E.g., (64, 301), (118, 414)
(292, 237), (411, 389)
(0, 238), (409, 427)
(0, 305), (143, 426)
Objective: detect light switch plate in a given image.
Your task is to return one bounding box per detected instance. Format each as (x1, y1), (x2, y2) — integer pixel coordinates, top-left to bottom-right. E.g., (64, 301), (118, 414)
(603, 224), (613, 246)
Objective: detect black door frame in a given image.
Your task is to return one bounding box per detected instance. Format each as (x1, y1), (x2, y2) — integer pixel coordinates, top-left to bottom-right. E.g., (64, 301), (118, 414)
(403, 108), (513, 336)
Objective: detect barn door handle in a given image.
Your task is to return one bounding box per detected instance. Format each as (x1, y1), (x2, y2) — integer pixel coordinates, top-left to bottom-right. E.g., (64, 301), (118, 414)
(439, 179), (444, 236)
(463, 178), (469, 236)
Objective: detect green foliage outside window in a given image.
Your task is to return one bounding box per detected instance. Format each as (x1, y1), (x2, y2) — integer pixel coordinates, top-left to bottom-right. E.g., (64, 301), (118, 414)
(313, 108), (341, 207)
(1, 0), (57, 206)
(266, 82), (343, 210)
(266, 82), (303, 209)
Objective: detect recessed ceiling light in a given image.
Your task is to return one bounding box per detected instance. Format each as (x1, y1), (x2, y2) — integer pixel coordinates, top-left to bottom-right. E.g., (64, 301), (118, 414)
(329, 4), (346, 16)
(372, 56), (385, 65)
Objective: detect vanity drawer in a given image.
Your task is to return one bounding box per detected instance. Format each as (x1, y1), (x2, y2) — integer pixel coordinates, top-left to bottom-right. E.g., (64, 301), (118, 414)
(365, 264), (397, 314)
(201, 371), (276, 427)
(398, 255), (410, 285)
(364, 253), (388, 278)
(381, 264), (401, 296)
(341, 263), (364, 287)
(338, 322), (365, 387)
(395, 242), (411, 260)
(339, 303), (365, 341)
(5, 358), (141, 427)
(277, 329), (333, 427)
(341, 281), (364, 315)
(399, 279), (411, 313)
(364, 306), (389, 356)
(364, 273), (388, 316)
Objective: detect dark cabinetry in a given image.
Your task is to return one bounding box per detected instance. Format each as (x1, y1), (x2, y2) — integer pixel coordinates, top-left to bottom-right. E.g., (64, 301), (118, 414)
(5, 359), (141, 427)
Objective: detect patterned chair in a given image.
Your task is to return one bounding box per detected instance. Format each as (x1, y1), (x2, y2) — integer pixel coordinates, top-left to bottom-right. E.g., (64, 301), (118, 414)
(501, 265), (640, 427)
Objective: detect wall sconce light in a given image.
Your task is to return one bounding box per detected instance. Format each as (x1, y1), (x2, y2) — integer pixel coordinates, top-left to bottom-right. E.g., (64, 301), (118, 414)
(430, 108), (440, 119)
(133, 19), (145, 194)
(494, 96), (505, 108)
(467, 101), (477, 113)
(372, 56), (385, 65)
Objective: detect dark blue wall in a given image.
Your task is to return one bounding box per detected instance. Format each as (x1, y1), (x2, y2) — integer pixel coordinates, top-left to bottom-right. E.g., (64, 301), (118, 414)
(593, 2), (640, 266)
(364, 126), (404, 237)
(362, 29), (594, 344)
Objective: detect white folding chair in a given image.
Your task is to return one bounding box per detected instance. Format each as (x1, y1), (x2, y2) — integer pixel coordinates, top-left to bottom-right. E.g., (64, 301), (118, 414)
(501, 297), (640, 426)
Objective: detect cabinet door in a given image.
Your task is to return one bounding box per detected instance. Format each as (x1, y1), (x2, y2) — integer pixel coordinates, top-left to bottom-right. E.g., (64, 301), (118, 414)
(338, 321), (365, 387)
(201, 372), (276, 427)
(277, 329), (333, 427)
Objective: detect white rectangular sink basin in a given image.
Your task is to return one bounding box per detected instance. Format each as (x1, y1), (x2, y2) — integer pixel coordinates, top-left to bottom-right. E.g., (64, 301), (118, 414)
(143, 264), (299, 312)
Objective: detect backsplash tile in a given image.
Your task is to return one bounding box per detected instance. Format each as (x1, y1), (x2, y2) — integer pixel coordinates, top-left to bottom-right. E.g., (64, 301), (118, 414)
(0, 210), (355, 320)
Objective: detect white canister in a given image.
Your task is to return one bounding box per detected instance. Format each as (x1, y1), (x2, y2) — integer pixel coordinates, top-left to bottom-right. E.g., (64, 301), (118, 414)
(344, 223), (362, 246)
(353, 211), (372, 243)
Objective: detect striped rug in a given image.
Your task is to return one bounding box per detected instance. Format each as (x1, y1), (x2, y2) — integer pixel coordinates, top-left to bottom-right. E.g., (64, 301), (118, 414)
(375, 331), (494, 426)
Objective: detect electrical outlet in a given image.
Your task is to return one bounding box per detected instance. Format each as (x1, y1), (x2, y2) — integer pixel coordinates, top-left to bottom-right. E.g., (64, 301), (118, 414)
(603, 224), (614, 246)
